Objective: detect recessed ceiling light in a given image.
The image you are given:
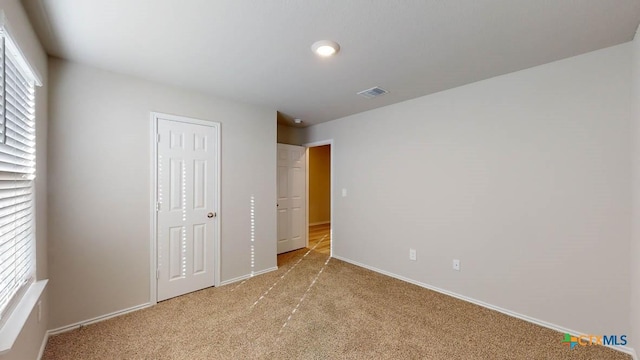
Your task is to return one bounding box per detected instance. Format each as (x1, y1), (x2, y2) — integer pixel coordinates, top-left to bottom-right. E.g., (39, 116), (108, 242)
(311, 40), (340, 57)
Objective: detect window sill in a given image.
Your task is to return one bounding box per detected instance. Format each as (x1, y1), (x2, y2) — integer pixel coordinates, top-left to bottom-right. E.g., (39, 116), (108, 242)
(0, 279), (48, 355)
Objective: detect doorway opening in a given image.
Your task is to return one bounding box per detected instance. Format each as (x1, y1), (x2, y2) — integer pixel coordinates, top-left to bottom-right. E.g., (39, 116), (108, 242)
(306, 142), (332, 256)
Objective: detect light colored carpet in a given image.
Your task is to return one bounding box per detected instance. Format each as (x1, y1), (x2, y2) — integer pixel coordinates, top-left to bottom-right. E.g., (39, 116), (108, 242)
(43, 248), (630, 359)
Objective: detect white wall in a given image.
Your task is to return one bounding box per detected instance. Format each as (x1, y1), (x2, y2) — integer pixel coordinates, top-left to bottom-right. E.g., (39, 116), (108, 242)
(47, 58), (276, 329)
(306, 43), (632, 337)
(0, 1), (48, 359)
(631, 27), (640, 353)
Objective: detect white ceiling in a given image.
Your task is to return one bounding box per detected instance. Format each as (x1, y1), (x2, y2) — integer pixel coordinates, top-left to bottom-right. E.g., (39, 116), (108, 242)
(22, 0), (640, 127)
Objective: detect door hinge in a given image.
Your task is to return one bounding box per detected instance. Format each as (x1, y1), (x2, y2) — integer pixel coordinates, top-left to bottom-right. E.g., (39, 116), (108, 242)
(156, 133), (160, 143)
(156, 269), (160, 279)
(156, 202), (161, 211)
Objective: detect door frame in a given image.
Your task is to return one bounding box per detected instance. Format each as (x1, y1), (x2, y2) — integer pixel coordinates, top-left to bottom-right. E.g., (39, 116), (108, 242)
(149, 112), (221, 305)
(304, 139), (334, 257)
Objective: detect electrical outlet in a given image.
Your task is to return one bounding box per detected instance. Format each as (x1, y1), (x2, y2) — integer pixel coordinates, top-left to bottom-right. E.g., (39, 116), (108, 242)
(453, 259), (460, 271)
(341, 188), (348, 197)
(409, 248), (417, 261)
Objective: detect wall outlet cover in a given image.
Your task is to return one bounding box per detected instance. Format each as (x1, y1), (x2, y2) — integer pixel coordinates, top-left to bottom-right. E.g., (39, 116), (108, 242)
(453, 259), (460, 271)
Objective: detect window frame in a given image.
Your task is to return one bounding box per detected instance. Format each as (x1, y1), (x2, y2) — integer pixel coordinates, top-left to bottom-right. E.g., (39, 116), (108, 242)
(0, 13), (45, 355)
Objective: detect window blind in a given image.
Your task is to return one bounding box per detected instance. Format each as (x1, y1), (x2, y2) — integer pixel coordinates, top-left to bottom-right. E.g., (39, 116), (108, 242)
(0, 32), (37, 322)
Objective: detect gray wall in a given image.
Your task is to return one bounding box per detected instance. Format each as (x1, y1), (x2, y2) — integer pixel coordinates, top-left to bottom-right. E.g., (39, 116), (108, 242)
(3, 0), (636, 354)
(277, 124), (304, 145)
(305, 43), (632, 336)
(47, 58), (277, 329)
(632, 27), (640, 353)
(0, 1), (48, 359)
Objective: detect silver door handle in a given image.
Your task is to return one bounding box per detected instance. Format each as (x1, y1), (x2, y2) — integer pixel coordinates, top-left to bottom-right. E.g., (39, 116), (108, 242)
(207, 212), (216, 218)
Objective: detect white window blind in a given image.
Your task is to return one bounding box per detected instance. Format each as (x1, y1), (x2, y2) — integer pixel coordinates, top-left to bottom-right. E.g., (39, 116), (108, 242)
(0, 30), (37, 323)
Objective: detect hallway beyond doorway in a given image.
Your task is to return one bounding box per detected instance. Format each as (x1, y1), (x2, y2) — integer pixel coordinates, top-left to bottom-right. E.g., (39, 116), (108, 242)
(308, 223), (330, 255)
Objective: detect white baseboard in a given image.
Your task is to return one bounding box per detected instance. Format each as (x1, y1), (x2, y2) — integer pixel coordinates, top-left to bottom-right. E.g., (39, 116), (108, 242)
(332, 255), (636, 358)
(46, 266), (279, 337)
(309, 221), (330, 226)
(219, 266), (278, 286)
(47, 302), (152, 336)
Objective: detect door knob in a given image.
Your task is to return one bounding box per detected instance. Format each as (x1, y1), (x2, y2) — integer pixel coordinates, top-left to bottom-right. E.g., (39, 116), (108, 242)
(207, 212), (216, 218)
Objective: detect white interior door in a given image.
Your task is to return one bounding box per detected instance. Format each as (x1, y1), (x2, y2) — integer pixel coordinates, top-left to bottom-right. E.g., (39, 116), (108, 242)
(277, 144), (306, 254)
(156, 116), (219, 301)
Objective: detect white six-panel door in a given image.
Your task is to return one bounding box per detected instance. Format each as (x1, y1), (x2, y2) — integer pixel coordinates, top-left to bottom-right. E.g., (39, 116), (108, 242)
(156, 116), (219, 301)
(277, 144), (306, 254)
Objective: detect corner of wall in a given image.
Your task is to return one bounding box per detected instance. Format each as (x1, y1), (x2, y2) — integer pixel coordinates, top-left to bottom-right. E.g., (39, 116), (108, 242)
(277, 123), (305, 145)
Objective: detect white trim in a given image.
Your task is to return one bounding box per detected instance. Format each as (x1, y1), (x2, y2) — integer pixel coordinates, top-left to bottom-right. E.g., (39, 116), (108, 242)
(154, 112), (221, 127)
(47, 303), (151, 336)
(304, 140), (333, 148)
(309, 221), (330, 226)
(37, 330), (49, 360)
(304, 139), (334, 258)
(150, 112), (222, 305)
(305, 147), (309, 249)
(219, 266), (278, 286)
(213, 118), (222, 287)
(332, 255), (636, 358)
(0, 280), (47, 355)
(0, 11), (42, 86)
(149, 114), (158, 305)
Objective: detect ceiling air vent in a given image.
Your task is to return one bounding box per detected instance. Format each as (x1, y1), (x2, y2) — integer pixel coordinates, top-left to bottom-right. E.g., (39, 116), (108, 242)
(357, 86), (388, 99)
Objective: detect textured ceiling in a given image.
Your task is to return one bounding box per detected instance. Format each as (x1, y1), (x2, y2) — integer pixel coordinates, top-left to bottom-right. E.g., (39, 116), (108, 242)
(22, 0), (640, 127)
